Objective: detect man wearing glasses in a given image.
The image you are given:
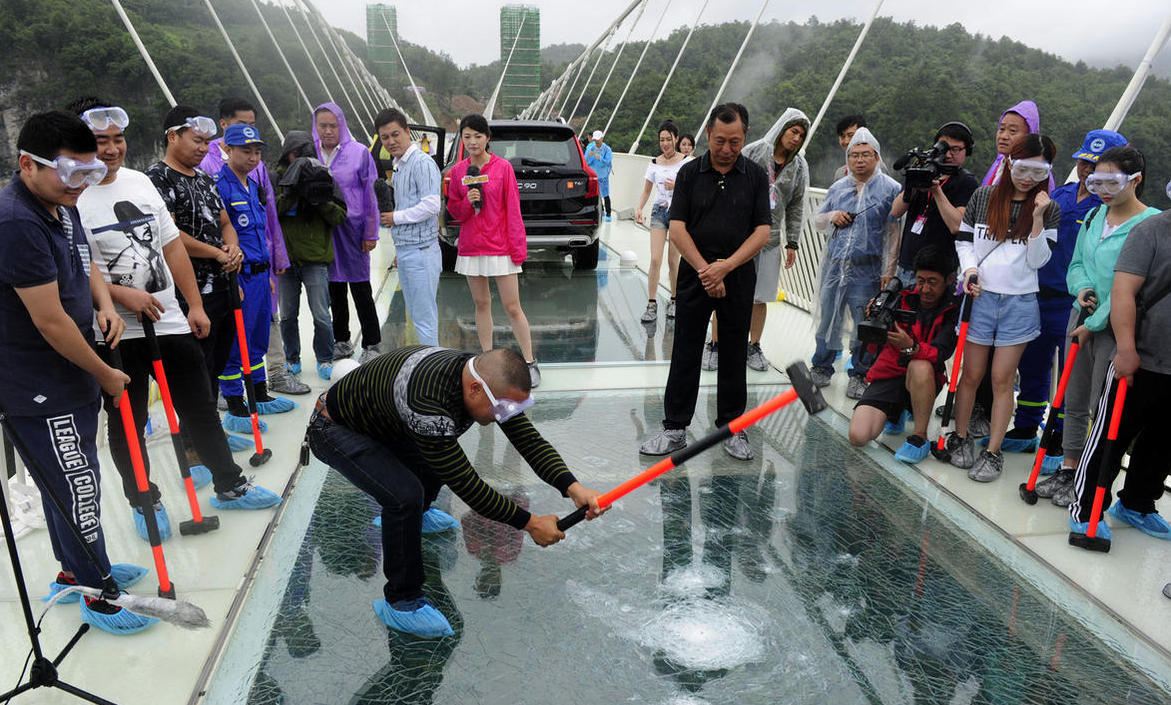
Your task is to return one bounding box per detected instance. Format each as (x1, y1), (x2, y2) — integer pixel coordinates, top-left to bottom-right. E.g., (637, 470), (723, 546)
(307, 345), (607, 638)
(889, 122), (979, 287)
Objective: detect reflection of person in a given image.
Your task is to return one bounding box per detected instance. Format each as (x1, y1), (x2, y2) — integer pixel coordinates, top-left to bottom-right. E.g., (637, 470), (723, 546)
(307, 346), (606, 637)
(462, 486), (527, 599)
(584, 129), (613, 221)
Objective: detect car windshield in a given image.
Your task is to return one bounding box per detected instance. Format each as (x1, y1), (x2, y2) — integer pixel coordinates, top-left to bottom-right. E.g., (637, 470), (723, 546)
(490, 131), (577, 166)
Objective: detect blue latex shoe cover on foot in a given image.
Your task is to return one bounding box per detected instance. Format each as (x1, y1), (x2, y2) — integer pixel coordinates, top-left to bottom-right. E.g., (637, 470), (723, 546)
(999, 436), (1038, 453)
(190, 464), (212, 490)
(1107, 503), (1171, 539)
(286, 361), (302, 375)
(372, 516), (381, 528)
(223, 413), (267, 434)
(44, 563), (148, 603)
(894, 439), (931, 464)
(257, 397), (297, 415)
(210, 483), (282, 510)
(1040, 453), (1063, 475)
(227, 433), (252, 452)
(883, 410), (911, 436)
(133, 503), (172, 543)
(317, 362), (333, 381)
(1069, 516), (1112, 541)
(372, 598), (454, 638)
(421, 508), (460, 533)
(80, 598), (158, 635)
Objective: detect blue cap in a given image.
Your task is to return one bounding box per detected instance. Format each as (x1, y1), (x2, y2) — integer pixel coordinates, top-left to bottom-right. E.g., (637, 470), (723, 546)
(224, 123), (265, 147)
(1072, 129), (1126, 162)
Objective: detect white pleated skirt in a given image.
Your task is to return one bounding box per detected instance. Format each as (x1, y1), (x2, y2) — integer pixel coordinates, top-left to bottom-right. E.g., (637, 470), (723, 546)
(455, 254), (522, 277)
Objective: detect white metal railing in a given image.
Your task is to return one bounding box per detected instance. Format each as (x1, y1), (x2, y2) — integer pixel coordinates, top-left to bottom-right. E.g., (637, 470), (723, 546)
(778, 187), (828, 312)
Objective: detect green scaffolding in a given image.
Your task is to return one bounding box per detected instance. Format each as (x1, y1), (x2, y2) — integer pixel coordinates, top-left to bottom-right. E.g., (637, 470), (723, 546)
(499, 5), (540, 118)
(366, 3), (399, 87)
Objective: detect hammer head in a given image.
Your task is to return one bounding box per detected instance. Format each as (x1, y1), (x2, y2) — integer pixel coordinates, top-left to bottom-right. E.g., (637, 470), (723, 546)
(1068, 531), (1111, 553)
(250, 448), (273, 467)
(179, 515), (220, 535)
(785, 361), (828, 415)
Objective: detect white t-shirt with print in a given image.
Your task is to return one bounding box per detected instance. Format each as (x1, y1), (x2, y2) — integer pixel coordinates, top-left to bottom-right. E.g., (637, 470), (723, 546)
(644, 157), (688, 207)
(78, 168), (189, 340)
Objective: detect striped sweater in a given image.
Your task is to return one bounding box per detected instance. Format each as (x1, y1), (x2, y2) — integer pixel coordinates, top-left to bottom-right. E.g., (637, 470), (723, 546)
(326, 345), (576, 529)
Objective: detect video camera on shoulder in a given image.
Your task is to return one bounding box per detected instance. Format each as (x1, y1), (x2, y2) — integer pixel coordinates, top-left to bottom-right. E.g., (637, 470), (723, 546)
(296, 160), (336, 206)
(858, 277), (918, 345)
(893, 140), (959, 191)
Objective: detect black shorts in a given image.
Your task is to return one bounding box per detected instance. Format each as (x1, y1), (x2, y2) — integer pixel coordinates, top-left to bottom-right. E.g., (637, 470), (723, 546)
(854, 375), (942, 422)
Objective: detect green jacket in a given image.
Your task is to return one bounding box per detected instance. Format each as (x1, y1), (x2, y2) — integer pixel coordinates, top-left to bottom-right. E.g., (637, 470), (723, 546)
(274, 163), (347, 266)
(1066, 205), (1161, 331)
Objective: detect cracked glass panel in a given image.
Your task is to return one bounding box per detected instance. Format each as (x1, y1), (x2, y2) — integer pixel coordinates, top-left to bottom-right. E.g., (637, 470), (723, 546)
(246, 390), (1169, 704)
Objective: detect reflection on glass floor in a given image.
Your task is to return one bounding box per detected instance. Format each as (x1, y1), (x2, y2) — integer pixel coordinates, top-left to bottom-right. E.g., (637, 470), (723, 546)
(244, 390), (1168, 705)
(377, 250), (677, 364)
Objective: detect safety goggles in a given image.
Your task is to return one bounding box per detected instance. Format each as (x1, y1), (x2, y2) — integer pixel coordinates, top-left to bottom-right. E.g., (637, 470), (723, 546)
(81, 106), (129, 132)
(468, 358), (534, 424)
(19, 150), (107, 188)
(165, 116), (217, 138)
(1009, 158), (1052, 181)
(1085, 171), (1139, 195)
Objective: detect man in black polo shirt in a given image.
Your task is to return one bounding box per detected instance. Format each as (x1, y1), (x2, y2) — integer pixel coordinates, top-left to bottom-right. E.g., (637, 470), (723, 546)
(639, 103), (771, 461)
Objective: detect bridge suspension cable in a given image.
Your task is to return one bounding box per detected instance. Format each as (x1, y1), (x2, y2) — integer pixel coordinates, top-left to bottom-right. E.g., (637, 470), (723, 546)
(803, 0), (885, 152)
(545, 50), (591, 118)
(248, 0), (312, 111)
(602, 0), (674, 137)
(291, 0), (367, 125)
(202, 0), (284, 141)
(380, 12), (435, 125)
(567, 32), (616, 123)
(693, 0), (770, 144)
(303, 0), (376, 124)
(581, 0), (650, 136)
(629, 0), (708, 152)
(108, 0), (177, 106)
(277, 0), (334, 104)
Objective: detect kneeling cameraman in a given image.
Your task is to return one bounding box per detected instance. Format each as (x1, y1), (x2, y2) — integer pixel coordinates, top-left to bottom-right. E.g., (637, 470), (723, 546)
(848, 246), (960, 463)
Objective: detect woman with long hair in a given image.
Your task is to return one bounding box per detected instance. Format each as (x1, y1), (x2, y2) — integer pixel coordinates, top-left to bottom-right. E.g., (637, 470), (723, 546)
(634, 120), (687, 322)
(446, 114), (540, 386)
(1038, 145), (1159, 505)
(948, 134), (1060, 481)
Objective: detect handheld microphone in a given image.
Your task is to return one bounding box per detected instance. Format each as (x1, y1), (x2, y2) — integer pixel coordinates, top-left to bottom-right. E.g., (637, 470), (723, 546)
(463, 164), (486, 214)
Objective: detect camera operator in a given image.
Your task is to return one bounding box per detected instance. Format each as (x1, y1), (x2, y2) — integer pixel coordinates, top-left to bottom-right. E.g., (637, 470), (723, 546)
(848, 246), (960, 464)
(890, 122), (979, 285)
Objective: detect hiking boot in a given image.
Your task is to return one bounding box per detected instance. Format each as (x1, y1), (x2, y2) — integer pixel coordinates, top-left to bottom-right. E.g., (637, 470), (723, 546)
(1036, 466), (1074, 499)
(968, 449), (1004, 482)
(701, 341), (718, 371)
(811, 369), (832, 388)
(333, 341), (354, 360)
(640, 428), (686, 456)
(640, 300), (658, 323)
(946, 432), (975, 469)
(746, 342), (769, 372)
(846, 376), (868, 399)
(723, 430), (753, 460)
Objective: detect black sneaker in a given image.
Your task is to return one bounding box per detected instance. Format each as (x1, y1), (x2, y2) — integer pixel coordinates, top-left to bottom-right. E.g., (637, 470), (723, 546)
(225, 395), (248, 417)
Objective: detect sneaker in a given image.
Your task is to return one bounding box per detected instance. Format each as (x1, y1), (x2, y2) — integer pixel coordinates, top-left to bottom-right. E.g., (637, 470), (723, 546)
(132, 501), (172, 543)
(1107, 503), (1171, 540)
(639, 428), (686, 456)
(846, 376), (868, 399)
(317, 362), (333, 381)
(81, 596), (158, 636)
(267, 375), (311, 396)
(723, 430), (753, 460)
(1051, 477), (1079, 508)
(701, 341), (718, 371)
(810, 369), (832, 388)
(946, 432), (975, 469)
(1036, 466), (1074, 499)
(746, 342), (769, 372)
(640, 300), (658, 323)
(421, 507), (461, 534)
(884, 410), (912, 435)
(665, 299), (676, 318)
(285, 361), (302, 375)
(333, 341), (354, 360)
(359, 346), (380, 364)
(999, 426), (1038, 453)
(210, 480), (282, 510)
(372, 597), (453, 638)
(45, 564), (148, 604)
(968, 449), (1004, 482)
(968, 405), (991, 438)
(894, 435), (931, 464)
(528, 360), (541, 388)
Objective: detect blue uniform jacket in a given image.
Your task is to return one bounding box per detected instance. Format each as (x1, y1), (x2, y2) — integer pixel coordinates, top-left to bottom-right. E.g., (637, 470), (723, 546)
(215, 166), (268, 265)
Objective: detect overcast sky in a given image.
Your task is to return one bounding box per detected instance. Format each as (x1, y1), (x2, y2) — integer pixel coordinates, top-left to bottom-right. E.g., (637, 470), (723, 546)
(317, 0), (1171, 75)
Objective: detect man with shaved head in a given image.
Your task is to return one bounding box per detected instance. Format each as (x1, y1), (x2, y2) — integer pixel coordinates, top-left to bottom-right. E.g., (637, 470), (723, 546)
(307, 345), (607, 638)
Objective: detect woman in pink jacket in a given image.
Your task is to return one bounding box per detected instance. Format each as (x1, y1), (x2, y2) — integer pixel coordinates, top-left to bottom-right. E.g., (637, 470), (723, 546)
(446, 114), (539, 386)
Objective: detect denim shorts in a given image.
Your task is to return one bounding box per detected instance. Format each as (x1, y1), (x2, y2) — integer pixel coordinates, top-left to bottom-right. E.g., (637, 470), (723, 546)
(966, 291), (1040, 347)
(650, 203), (670, 230)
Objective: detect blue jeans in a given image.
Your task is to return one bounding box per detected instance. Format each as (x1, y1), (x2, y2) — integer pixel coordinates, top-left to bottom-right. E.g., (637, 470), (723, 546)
(395, 240), (442, 347)
(279, 263), (333, 364)
(812, 267), (879, 378)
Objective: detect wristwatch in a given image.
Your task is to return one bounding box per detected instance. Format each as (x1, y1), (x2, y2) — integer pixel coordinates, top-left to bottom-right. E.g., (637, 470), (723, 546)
(901, 343), (918, 355)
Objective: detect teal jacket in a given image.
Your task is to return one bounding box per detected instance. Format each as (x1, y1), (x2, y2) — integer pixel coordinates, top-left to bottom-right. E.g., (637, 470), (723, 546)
(1066, 205), (1161, 331)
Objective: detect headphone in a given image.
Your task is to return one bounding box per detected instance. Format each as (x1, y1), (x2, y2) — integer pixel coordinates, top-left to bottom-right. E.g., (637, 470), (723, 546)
(935, 121), (974, 156)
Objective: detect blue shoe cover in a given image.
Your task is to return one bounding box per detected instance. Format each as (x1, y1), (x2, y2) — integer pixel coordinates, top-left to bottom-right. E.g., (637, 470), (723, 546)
(317, 362), (333, 381)
(894, 439), (931, 464)
(286, 361), (302, 375)
(210, 483), (282, 510)
(372, 598), (453, 638)
(257, 396), (297, 415)
(1069, 516), (1112, 541)
(227, 433), (252, 452)
(190, 464), (212, 490)
(1000, 436), (1038, 453)
(372, 516), (381, 528)
(1107, 503), (1171, 539)
(223, 413), (267, 434)
(80, 598), (158, 635)
(45, 564), (148, 603)
(1040, 453), (1063, 475)
(133, 503), (172, 543)
(421, 508), (460, 534)
(883, 410), (911, 435)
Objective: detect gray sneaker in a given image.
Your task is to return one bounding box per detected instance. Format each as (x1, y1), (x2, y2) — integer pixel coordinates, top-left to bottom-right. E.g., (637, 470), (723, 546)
(639, 428), (686, 456)
(723, 430), (754, 460)
(746, 342), (769, 372)
(1051, 478), (1079, 507)
(701, 341), (718, 371)
(946, 432), (975, 469)
(665, 299), (676, 318)
(968, 449), (1003, 482)
(1036, 467), (1075, 499)
(268, 374), (311, 395)
(846, 376), (868, 399)
(811, 369), (832, 388)
(528, 360), (541, 388)
(640, 300), (658, 323)
(333, 341), (354, 360)
(359, 345), (380, 364)
(968, 404), (991, 438)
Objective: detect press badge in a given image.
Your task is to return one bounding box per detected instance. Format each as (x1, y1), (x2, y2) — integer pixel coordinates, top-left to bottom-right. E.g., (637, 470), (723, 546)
(910, 214), (927, 234)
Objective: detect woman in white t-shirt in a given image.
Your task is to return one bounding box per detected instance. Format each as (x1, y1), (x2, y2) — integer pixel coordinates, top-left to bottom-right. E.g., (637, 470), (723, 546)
(948, 133), (1060, 482)
(634, 120), (687, 322)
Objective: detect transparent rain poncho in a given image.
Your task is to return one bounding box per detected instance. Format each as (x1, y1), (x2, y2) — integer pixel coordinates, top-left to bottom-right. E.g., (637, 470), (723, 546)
(741, 107), (811, 249)
(812, 127), (904, 346)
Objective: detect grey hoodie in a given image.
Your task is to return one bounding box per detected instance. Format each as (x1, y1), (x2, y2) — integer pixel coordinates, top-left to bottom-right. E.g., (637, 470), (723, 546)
(742, 107), (811, 249)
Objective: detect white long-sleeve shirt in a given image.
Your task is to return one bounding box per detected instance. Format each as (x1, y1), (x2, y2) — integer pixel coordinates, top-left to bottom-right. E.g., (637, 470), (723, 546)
(956, 185), (1059, 295)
